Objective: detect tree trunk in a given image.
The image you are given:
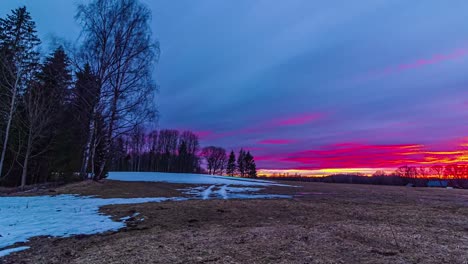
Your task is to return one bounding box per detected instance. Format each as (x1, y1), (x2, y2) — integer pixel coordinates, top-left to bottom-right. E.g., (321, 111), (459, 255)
(96, 91), (118, 180)
(0, 77), (19, 178)
(80, 115), (95, 180)
(21, 133), (33, 189)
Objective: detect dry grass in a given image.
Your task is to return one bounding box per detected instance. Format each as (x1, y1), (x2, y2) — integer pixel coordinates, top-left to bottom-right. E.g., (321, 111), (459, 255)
(2, 181), (468, 264)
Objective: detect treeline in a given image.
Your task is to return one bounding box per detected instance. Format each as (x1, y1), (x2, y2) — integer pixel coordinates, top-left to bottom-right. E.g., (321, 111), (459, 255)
(202, 148), (257, 178)
(0, 1), (159, 187)
(109, 128), (258, 178)
(110, 129), (202, 173)
(262, 164), (468, 189)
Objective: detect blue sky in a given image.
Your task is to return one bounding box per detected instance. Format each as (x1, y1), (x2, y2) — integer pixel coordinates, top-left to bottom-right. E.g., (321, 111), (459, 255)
(2, 0), (468, 172)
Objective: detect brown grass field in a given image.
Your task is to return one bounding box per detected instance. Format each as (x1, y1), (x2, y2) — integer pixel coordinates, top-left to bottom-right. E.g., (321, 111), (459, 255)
(1, 180), (468, 264)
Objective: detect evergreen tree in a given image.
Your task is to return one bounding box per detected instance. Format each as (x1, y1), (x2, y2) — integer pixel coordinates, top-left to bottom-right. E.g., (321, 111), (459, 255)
(177, 140), (188, 173)
(226, 150), (236, 176)
(20, 46), (71, 187)
(237, 149), (246, 177)
(0, 6), (40, 181)
(245, 151), (257, 178)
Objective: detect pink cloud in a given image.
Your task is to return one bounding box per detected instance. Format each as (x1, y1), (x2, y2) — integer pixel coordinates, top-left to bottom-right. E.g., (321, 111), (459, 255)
(360, 47), (468, 81)
(193, 130), (214, 139)
(198, 112), (325, 141)
(272, 113), (323, 126)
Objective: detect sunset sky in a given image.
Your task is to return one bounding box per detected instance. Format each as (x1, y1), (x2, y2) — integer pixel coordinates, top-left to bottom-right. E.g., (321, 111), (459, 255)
(2, 0), (468, 175)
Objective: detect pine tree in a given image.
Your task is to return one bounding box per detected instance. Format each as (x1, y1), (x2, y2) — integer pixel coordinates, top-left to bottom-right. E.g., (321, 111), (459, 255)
(237, 149), (246, 177)
(20, 46), (71, 187)
(0, 6), (40, 183)
(227, 150), (236, 176)
(245, 151), (257, 178)
(177, 140), (188, 173)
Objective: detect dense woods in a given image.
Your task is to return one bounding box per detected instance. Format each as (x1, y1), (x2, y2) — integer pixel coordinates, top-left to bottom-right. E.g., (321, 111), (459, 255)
(0, 2), (257, 188)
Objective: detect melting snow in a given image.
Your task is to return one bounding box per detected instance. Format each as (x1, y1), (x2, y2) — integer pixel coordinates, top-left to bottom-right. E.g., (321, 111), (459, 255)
(0, 172), (291, 257)
(0, 246), (30, 257)
(107, 172), (288, 186)
(181, 185), (291, 200)
(0, 195), (186, 253)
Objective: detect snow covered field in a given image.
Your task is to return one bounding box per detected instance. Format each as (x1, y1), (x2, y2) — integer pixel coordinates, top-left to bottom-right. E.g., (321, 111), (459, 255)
(107, 171), (288, 186)
(0, 172), (291, 257)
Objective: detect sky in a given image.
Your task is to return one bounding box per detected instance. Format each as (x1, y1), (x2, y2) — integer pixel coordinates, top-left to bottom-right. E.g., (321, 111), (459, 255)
(2, 0), (468, 175)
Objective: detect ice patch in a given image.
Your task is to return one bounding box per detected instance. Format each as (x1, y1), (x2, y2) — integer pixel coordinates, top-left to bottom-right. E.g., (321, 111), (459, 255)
(0, 246), (30, 257)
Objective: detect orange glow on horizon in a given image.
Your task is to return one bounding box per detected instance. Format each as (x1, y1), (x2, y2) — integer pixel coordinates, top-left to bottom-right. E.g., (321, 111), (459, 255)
(256, 137), (468, 176)
(258, 168), (393, 177)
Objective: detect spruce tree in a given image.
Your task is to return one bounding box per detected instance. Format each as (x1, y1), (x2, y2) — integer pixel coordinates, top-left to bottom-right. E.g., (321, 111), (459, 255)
(237, 149), (246, 177)
(0, 6), (40, 182)
(20, 46), (71, 187)
(227, 150), (236, 176)
(177, 140), (188, 173)
(245, 151), (257, 178)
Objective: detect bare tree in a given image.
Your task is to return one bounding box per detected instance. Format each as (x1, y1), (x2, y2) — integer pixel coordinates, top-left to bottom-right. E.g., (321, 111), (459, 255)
(396, 165), (417, 185)
(157, 129), (179, 172)
(201, 146), (227, 175)
(76, 0), (159, 179)
(430, 165), (445, 186)
(19, 83), (55, 187)
(18, 47), (70, 188)
(129, 125), (145, 171)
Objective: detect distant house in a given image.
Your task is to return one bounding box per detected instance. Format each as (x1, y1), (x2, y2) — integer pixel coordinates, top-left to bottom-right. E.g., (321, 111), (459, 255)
(427, 180), (448, 187)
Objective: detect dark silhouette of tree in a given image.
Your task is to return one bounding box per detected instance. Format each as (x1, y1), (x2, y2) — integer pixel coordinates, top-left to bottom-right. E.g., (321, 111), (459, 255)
(0, 6), (40, 180)
(201, 146), (227, 175)
(244, 151), (257, 178)
(178, 131), (200, 173)
(176, 140), (189, 173)
(226, 150), (236, 176)
(237, 149), (246, 177)
(396, 165), (417, 185)
(72, 64), (100, 179)
(19, 47), (71, 187)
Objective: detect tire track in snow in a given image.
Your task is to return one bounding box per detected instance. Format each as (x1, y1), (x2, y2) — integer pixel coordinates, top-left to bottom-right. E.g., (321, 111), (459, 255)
(218, 185), (228, 199)
(202, 185), (215, 200)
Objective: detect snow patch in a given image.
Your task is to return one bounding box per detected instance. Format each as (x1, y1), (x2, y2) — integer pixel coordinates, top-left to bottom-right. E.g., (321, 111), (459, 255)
(0, 173), (292, 257)
(181, 184), (292, 200)
(218, 185), (228, 200)
(0, 246), (30, 257)
(202, 185), (215, 200)
(108, 172), (288, 186)
(119, 212), (140, 221)
(0, 195), (185, 255)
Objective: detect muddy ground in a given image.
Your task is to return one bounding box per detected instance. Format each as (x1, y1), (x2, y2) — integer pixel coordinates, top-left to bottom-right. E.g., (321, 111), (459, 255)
(2, 180), (468, 264)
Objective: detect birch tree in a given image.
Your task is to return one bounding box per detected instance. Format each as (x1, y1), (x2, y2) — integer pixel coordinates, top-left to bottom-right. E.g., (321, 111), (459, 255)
(76, 0), (159, 180)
